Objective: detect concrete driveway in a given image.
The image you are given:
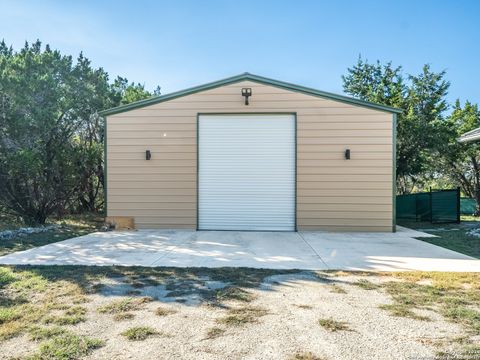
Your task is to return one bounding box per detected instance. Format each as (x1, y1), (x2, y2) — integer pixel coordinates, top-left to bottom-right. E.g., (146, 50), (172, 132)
(0, 226), (478, 271)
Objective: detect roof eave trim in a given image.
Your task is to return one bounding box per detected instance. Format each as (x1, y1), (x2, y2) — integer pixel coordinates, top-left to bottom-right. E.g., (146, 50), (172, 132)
(459, 135), (480, 143)
(99, 73), (248, 116)
(244, 74), (402, 114)
(458, 127), (480, 143)
(99, 72), (402, 116)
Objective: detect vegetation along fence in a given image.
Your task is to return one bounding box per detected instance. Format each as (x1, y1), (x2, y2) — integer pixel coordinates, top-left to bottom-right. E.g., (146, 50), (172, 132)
(396, 188), (460, 224)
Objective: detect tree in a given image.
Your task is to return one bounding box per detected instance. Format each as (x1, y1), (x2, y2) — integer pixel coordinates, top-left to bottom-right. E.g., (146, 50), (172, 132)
(436, 100), (480, 213)
(342, 57), (406, 107)
(68, 53), (115, 213)
(342, 57), (450, 193)
(0, 41), (83, 223)
(111, 77), (161, 105)
(0, 40), (158, 224)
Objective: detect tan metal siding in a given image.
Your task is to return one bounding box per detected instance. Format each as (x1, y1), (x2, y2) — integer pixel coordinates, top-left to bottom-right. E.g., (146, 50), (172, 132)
(107, 80), (393, 231)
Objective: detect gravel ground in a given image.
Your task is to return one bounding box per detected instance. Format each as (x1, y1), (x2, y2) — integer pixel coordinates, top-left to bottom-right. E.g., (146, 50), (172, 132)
(2, 272), (466, 360)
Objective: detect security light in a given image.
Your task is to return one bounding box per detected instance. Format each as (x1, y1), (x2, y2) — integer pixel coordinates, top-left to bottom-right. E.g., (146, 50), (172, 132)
(241, 88), (252, 105)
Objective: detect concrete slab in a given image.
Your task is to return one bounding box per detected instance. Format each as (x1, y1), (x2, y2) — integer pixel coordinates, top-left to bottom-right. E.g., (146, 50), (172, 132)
(300, 227), (477, 272)
(0, 226), (478, 271)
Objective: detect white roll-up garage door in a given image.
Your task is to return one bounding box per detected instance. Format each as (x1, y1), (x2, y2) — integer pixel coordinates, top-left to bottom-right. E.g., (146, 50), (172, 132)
(198, 114), (295, 231)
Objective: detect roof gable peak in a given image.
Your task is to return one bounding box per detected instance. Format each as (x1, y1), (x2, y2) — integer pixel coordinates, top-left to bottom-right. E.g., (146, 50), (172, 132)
(100, 72), (401, 116)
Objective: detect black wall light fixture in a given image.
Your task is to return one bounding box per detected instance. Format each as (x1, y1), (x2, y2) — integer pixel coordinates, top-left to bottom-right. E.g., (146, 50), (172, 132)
(146, 150), (151, 160)
(241, 88), (252, 105)
(345, 149), (351, 160)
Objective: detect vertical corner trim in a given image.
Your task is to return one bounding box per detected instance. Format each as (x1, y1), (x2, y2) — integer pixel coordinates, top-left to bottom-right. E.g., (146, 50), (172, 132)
(104, 115), (108, 217)
(392, 113), (397, 232)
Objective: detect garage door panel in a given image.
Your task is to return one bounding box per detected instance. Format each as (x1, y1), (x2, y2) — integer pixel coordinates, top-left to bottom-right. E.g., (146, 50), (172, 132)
(198, 114), (295, 231)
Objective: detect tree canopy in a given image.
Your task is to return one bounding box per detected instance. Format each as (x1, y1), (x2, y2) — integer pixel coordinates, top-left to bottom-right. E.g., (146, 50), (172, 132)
(342, 57), (450, 193)
(0, 40), (158, 224)
(436, 101), (480, 211)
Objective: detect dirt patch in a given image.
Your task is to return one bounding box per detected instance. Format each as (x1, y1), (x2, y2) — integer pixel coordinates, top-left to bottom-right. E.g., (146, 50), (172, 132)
(0, 266), (477, 359)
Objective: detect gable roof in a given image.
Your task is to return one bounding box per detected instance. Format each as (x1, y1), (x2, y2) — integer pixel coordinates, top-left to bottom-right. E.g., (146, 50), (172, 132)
(459, 127), (480, 143)
(99, 72), (402, 116)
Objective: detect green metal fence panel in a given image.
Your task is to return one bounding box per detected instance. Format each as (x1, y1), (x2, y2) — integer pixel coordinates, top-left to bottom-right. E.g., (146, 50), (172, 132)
(460, 198), (476, 215)
(396, 194), (417, 220)
(416, 193), (431, 221)
(396, 188), (460, 224)
(431, 190), (460, 223)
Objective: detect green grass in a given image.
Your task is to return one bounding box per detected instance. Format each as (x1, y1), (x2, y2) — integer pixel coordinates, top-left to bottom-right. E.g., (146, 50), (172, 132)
(0, 267), (18, 287)
(97, 297), (152, 314)
(318, 318), (350, 332)
(28, 326), (66, 341)
(0, 266), (115, 340)
(217, 306), (268, 327)
(442, 306), (480, 333)
(398, 220), (480, 258)
(378, 272), (480, 334)
(0, 307), (21, 324)
(437, 344), (480, 360)
(44, 306), (87, 325)
(418, 232), (480, 259)
(0, 213), (103, 256)
(378, 304), (430, 321)
(121, 326), (158, 341)
(213, 286), (255, 303)
(353, 279), (379, 290)
(26, 333), (104, 360)
(44, 314), (86, 326)
(0, 265), (294, 358)
(113, 312), (135, 321)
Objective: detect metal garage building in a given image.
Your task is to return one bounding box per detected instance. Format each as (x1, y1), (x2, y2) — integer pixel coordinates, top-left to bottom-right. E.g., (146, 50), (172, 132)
(100, 73), (400, 232)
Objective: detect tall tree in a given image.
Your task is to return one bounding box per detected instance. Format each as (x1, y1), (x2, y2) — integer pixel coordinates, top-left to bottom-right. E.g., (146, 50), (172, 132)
(342, 57), (450, 193)
(342, 57), (406, 106)
(0, 40), (81, 223)
(112, 77), (161, 105)
(69, 52), (115, 213)
(436, 100), (480, 213)
(0, 40), (158, 224)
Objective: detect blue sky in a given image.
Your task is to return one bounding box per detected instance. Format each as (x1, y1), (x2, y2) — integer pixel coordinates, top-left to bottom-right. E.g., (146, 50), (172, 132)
(1, 0), (479, 105)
